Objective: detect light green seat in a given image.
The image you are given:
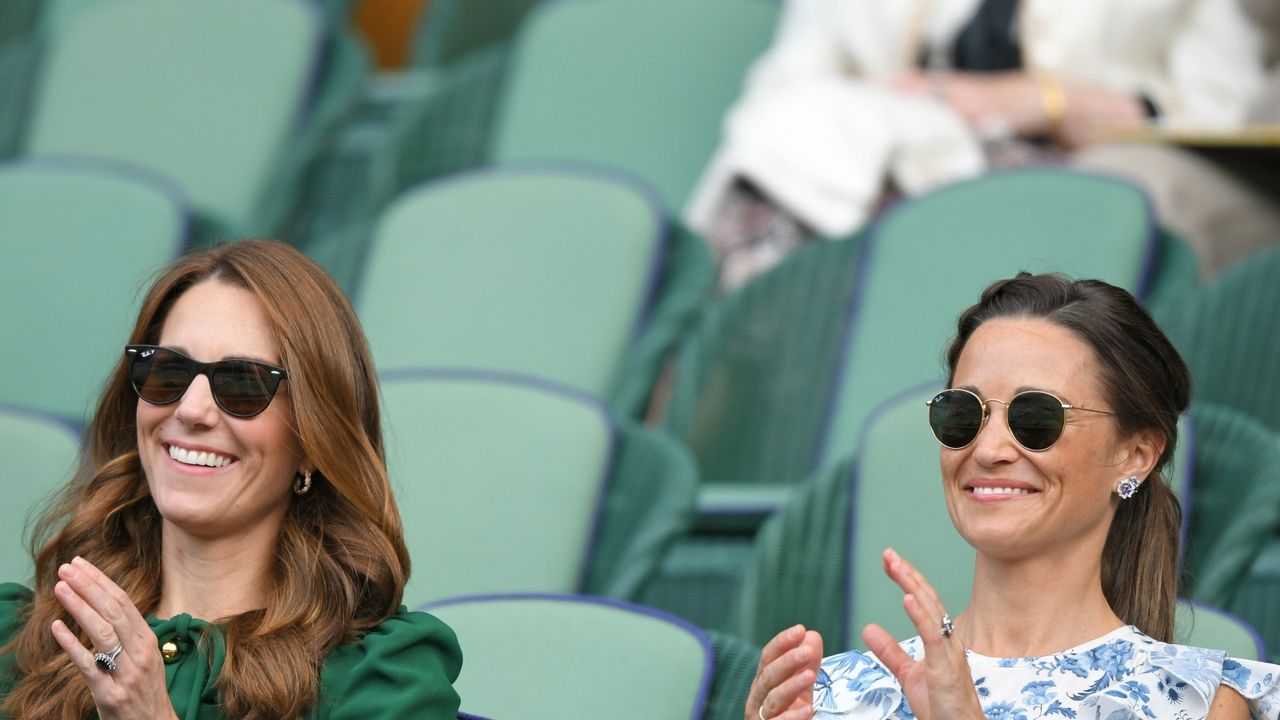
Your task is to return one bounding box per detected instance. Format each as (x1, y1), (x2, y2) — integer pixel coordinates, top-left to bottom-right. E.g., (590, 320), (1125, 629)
(380, 369), (697, 607)
(359, 168), (675, 416)
(0, 405), (81, 585)
(424, 593), (711, 720)
(24, 0), (324, 239)
(0, 160), (186, 424)
(1175, 600), (1265, 660)
(491, 0), (779, 213)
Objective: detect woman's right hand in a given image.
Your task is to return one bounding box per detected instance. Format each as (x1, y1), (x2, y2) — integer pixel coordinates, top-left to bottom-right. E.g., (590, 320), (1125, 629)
(745, 624), (823, 720)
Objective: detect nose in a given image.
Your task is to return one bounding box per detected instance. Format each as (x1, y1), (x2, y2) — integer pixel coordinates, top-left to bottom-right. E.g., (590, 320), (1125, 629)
(174, 373), (220, 428)
(969, 401), (1020, 465)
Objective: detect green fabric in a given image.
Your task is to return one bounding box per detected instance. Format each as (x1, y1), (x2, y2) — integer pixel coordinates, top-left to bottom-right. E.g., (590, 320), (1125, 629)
(702, 631), (762, 720)
(1155, 244), (1280, 435)
(1182, 404), (1280, 608)
(585, 423), (698, 601)
(0, 583), (462, 719)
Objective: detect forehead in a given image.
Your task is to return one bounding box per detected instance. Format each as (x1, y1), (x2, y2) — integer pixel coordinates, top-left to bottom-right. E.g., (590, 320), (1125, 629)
(953, 317), (1103, 400)
(157, 279), (278, 360)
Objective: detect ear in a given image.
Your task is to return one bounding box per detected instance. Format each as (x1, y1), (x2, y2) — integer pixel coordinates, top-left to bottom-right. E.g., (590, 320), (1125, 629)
(1118, 428), (1166, 484)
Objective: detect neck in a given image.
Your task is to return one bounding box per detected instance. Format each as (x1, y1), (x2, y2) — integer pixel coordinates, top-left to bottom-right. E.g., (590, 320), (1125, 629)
(155, 521), (281, 621)
(957, 544), (1124, 658)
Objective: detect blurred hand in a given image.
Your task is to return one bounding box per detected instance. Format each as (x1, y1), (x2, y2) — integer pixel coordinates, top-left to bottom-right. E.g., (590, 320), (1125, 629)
(745, 624), (824, 720)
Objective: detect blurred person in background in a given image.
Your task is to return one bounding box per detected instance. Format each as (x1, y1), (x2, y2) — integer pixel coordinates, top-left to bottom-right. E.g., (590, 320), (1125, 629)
(689, 0), (1277, 289)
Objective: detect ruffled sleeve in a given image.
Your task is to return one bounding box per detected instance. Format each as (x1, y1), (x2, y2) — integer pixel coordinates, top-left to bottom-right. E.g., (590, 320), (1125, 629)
(1144, 640), (1280, 719)
(0, 583), (34, 701)
(813, 639), (921, 719)
(315, 607), (462, 720)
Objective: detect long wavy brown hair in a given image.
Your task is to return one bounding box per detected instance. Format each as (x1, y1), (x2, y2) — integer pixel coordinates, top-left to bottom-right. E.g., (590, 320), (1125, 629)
(946, 273), (1190, 642)
(3, 239), (408, 718)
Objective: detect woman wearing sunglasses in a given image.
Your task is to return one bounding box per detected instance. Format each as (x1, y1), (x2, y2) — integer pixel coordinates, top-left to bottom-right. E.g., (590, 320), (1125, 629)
(0, 240), (461, 718)
(748, 273), (1279, 720)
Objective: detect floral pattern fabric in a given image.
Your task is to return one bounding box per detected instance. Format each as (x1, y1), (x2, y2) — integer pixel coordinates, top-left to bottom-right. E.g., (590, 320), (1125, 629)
(815, 625), (1279, 719)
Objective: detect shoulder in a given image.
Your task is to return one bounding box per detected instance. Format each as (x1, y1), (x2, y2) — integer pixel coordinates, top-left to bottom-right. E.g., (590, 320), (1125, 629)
(316, 608), (462, 720)
(0, 583), (32, 645)
(1127, 628), (1280, 719)
(814, 638), (921, 719)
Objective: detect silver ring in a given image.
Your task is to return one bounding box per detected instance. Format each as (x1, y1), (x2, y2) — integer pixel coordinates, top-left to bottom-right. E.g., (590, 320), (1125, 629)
(940, 613), (955, 638)
(94, 643), (124, 672)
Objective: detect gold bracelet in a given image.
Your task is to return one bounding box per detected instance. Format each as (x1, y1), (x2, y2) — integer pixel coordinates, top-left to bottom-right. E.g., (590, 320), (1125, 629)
(1037, 76), (1067, 134)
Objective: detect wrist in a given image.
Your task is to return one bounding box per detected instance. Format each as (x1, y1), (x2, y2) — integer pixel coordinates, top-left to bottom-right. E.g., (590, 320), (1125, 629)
(1036, 75), (1067, 136)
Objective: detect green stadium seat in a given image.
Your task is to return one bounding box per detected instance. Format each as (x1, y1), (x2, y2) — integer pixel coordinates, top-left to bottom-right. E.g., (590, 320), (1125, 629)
(0, 404), (82, 585)
(0, 159), (186, 424)
(380, 369), (696, 607)
(359, 166), (711, 419)
(23, 0), (332, 241)
(424, 593), (711, 720)
(1175, 600), (1266, 660)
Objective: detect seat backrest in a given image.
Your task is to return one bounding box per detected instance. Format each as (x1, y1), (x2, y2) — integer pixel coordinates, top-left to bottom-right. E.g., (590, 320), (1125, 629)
(821, 170), (1159, 468)
(411, 0), (539, 68)
(490, 0), (779, 212)
(0, 159), (186, 423)
(380, 370), (614, 606)
(1175, 599), (1266, 660)
(25, 0), (322, 233)
(424, 593), (711, 720)
(848, 384), (975, 645)
(1158, 244), (1280, 435)
(359, 167), (666, 398)
(0, 405), (81, 584)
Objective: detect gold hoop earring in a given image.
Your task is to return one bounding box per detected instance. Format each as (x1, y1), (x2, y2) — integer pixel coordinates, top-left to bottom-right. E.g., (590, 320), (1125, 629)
(294, 470), (312, 496)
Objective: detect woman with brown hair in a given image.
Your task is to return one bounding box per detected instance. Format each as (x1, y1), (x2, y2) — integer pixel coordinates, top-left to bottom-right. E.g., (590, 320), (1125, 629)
(746, 273), (1280, 719)
(0, 239), (461, 718)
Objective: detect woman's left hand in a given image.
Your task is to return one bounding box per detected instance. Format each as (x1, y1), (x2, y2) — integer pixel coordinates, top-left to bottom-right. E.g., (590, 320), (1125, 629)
(49, 556), (178, 720)
(861, 548), (985, 720)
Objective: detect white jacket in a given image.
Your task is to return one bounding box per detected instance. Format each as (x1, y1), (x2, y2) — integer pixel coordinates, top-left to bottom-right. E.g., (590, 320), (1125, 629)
(686, 0), (1272, 237)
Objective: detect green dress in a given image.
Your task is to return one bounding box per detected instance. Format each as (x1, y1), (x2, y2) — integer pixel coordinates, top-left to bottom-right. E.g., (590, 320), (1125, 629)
(0, 583), (462, 719)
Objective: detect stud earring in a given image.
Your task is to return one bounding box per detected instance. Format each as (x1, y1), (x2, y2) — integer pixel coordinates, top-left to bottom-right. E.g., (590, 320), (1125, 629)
(1116, 475), (1141, 500)
(294, 469), (312, 496)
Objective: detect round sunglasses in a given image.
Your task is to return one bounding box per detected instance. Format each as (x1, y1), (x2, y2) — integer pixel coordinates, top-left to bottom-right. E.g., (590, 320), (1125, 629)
(125, 345), (288, 418)
(926, 388), (1113, 452)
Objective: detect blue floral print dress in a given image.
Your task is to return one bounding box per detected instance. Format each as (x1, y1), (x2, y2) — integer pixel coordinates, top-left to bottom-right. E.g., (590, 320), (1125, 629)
(814, 625), (1279, 719)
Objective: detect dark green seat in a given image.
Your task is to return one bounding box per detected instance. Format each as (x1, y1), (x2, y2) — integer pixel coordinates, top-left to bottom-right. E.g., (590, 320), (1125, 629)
(0, 404), (82, 585)
(0, 159), (186, 425)
(410, 0), (540, 69)
(379, 369), (696, 607)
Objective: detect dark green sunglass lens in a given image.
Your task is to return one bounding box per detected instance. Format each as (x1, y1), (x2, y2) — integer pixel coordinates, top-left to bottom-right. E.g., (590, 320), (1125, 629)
(1007, 392), (1065, 450)
(133, 349), (194, 404)
(929, 391), (984, 448)
(211, 362), (276, 416)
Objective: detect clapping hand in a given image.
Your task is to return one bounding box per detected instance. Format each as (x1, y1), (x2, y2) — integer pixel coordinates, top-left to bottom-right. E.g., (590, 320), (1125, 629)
(745, 624), (824, 720)
(49, 557), (178, 720)
(861, 548), (984, 720)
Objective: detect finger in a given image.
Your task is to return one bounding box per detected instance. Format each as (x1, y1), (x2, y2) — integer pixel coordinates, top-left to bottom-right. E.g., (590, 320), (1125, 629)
(51, 618), (116, 695)
(882, 550), (948, 627)
(62, 558), (151, 655)
(750, 625), (809, 710)
(862, 623), (916, 681)
(54, 579), (120, 654)
(760, 668), (815, 719)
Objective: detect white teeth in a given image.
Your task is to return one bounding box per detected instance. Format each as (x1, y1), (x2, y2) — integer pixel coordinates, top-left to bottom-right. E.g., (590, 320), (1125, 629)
(168, 445), (232, 468)
(971, 486), (1031, 496)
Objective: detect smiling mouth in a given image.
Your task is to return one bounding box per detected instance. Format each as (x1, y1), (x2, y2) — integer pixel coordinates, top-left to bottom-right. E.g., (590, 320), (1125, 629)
(968, 486), (1034, 496)
(167, 445), (234, 468)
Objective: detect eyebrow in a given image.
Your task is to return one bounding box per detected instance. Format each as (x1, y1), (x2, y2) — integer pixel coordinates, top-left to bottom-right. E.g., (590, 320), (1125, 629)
(958, 384), (1075, 402)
